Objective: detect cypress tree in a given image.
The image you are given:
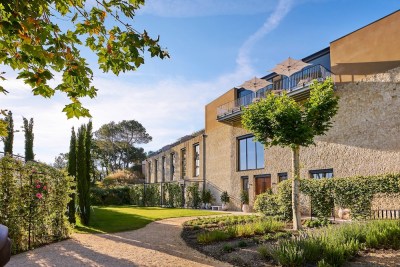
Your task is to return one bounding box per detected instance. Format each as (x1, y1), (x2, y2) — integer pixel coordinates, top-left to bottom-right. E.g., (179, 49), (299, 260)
(84, 121), (92, 223)
(76, 125), (90, 225)
(3, 111), (14, 155)
(23, 117), (34, 161)
(67, 127), (77, 224)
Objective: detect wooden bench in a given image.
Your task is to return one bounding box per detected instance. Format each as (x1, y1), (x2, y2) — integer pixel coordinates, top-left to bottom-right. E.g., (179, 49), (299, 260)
(211, 205), (222, 211)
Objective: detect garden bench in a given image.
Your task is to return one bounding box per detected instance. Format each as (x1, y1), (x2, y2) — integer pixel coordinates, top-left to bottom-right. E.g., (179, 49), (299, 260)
(211, 205), (222, 211)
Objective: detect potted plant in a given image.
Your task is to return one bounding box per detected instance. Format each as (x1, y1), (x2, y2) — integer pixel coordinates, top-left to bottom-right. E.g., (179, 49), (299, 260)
(240, 190), (250, 213)
(220, 191), (230, 211)
(202, 189), (213, 209)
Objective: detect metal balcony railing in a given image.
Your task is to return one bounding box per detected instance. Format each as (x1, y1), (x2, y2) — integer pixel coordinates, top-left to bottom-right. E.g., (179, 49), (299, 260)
(217, 64), (333, 119)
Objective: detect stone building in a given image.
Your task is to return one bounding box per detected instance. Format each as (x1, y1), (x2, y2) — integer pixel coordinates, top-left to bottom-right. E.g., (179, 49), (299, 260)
(144, 10), (400, 211)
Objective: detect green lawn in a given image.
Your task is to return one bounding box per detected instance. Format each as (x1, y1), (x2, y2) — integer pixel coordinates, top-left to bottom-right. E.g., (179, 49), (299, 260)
(75, 206), (222, 234)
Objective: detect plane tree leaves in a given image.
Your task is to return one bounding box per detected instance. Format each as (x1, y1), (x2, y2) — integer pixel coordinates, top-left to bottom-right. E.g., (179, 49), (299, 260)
(0, 0), (169, 125)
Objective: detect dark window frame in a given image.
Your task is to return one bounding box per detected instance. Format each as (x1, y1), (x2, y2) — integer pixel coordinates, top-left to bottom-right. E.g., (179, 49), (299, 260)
(181, 148), (187, 179)
(193, 143), (200, 177)
(309, 168), (334, 179)
(154, 159), (158, 183)
(241, 176), (249, 192)
(170, 153), (175, 181)
(278, 172), (288, 182)
(161, 156), (166, 182)
(237, 135), (264, 171)
(148, 161), (152, 182)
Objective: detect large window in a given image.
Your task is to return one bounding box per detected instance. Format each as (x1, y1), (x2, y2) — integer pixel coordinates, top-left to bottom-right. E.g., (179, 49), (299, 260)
(161, 156), (166, 182)
(170, 153), (175, 181)
(154, 159), (158, 183)
(238, 136), (264, 171)
(309, 168), (334, 179)
(181, 148), (187, 179)
(193, 144), (200, 177)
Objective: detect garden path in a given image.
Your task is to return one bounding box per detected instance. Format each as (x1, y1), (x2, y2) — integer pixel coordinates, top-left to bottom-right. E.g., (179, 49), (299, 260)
(8, 216), (232, 267)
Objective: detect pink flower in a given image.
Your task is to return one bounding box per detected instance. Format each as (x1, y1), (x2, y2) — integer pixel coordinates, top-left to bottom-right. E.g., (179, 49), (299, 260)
(36, 193), (43, 199)
(36, 184), (41, 189)
(43, 186), (47, 190)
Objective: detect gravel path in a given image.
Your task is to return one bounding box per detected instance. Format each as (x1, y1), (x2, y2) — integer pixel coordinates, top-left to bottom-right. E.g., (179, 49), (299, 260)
(8, 217), (231, 267)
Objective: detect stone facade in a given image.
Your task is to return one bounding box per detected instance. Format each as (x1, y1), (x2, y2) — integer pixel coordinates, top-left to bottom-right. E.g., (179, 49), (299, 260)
(144, 12), (400, 213)
(204, 67), (400, 211)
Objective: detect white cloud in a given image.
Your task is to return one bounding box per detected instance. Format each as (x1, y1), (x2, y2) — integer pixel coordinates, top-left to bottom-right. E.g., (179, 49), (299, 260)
(0, 0), (294, 163)
(139, 0), (279, 17)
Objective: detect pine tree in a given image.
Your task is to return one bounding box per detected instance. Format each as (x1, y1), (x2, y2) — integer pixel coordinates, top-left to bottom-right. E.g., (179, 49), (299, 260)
(23, 117), (34, 161)
(67, 127), (77, 224)
(3, 111), (14, 155)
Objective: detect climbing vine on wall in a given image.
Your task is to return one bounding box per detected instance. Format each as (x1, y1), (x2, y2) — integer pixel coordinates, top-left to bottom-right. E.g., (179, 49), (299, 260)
(257, 174), (400, 221)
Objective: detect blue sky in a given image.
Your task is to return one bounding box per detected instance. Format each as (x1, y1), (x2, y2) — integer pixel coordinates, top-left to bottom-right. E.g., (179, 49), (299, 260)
(1, 0), (399, 163)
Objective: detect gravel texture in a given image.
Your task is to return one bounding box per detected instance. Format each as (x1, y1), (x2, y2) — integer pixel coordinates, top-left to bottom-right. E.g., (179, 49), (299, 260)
(8, 217), (231, 267)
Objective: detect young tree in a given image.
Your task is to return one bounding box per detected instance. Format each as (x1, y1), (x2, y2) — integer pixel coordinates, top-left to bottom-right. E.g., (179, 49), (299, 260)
(2, 111), (14, 154)
(67, 128), (77, 224)
(85, 121), (93, 185)
(242, 78), (338, 230)
(23, 117), (34, 161)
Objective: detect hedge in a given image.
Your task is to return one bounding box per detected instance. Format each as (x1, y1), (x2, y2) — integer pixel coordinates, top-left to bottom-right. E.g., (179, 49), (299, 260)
(255, 173), (400, 220)
(90, 183), (182, 207)
(0, 156), (72, 253)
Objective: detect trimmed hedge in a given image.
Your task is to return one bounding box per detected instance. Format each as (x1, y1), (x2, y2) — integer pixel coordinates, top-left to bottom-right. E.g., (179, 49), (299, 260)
(0, 156), (72, 253)
(255, 173), (400, 220)
(90, 183), (182, 207)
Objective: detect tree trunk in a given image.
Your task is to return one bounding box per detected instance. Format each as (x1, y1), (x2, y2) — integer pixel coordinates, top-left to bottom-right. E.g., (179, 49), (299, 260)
(291, 145), (302, 230)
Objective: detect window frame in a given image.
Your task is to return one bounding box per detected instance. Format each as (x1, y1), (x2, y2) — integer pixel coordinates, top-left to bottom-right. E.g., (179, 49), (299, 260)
(193, 143), (200, 177)
(278, 172), (288, 182)
(181, 148), (187, 179)
(161, 156), (166, 182)
(237, 135), (264, 171)
(241, 176), (249, 192)
(154, 159), (158, 183)
(309, 168), (334, 179)
(170, 153), (175, 181)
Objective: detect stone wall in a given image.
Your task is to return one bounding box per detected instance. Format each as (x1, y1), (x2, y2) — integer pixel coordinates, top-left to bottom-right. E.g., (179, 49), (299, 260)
(204, 67), (400, 211)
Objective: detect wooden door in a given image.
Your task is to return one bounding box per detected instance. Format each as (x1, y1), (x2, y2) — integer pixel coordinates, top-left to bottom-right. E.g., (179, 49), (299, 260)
(255, 175), (271, 195)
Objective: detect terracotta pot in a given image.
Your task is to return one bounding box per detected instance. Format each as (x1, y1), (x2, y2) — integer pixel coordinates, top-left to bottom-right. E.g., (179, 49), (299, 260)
(222, 203), (228, 211)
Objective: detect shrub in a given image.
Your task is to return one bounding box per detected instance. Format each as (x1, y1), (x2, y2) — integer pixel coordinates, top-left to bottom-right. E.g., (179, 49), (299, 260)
(186, 183), (201, 208)
(0, 156), (72, 253)
(266, 220), (400, 266)
(163, 182), (182, 207)
(238, 240), (247, 247)
(220, 191), (230, 204)
(254, 189), (281, 218)
(273, 174), (400, 221)
(222, 244), (235, 253)
(144, 183), (161, 206)
(129, 184), (145, 206)
(201, 189), (213, 204)
(197, 230), (230, 244)
(102, 169), (142, 187)
(240, 190), (249, 204)
(90, 186), (131, 205)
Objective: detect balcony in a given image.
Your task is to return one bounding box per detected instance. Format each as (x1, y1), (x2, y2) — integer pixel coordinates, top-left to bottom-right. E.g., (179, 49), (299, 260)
(216, 64), (333, 123)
